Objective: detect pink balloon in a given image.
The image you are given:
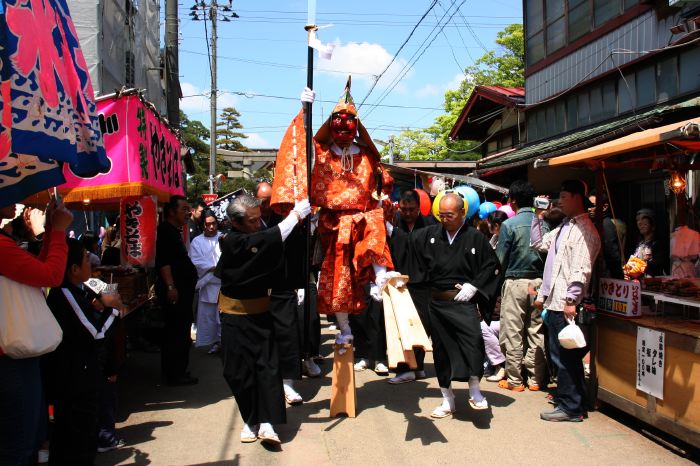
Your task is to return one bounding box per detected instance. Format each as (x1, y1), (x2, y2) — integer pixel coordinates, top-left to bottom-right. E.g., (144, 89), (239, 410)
(498, 204), (515, 218)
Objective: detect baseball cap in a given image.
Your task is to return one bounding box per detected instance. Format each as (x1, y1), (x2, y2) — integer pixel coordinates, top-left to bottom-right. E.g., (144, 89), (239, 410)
(560, 179), (594, 209)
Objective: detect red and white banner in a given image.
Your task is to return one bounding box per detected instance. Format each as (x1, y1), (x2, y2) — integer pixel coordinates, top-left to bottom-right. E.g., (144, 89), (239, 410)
(120, 195), (157, 267)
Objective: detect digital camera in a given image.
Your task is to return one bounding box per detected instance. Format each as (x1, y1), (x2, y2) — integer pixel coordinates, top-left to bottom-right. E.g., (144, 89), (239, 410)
(533, 197), (550, 210)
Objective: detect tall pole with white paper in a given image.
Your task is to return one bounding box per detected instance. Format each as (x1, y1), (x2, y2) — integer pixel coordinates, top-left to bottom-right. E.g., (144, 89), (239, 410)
(302, 0), (316, 359)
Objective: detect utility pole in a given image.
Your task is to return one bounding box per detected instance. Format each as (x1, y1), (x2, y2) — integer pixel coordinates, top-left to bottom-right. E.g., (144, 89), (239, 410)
(209, 1), (217, 194)
(165, 0), (179, 128)
(189, 1), (238, 194)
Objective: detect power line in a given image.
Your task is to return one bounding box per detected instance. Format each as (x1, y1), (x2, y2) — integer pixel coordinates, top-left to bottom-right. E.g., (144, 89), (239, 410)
(180, 49), (378, 76)
(358, 0), (439, 109)
(181, 90), (445, 110)
(363, 0), (469, 121)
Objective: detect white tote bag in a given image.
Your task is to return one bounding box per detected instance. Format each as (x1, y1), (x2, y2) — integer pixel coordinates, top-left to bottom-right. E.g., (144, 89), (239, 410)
(0, 276), (63, 359)
(558, 317), (587, 349)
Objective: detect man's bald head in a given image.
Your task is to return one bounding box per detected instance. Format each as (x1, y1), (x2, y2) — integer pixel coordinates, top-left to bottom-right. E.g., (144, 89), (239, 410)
(438, 192), (466, 233)
(255, 182), (273, 217)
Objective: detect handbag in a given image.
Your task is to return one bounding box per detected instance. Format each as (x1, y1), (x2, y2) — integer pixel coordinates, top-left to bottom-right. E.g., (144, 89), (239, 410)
(558, 317), (587, 349)
(0, 276), (63, 359)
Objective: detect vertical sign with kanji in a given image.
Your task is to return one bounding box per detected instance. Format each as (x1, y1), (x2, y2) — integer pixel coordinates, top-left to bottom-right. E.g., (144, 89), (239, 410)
(119, 195), (158, 267)
(636, 327), (664, 399)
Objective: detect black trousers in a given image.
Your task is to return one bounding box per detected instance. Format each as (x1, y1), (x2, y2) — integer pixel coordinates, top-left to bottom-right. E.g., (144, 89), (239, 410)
(350, 287), (386, 363)
(396, 285), (432, 373)
(547, 311), (587, 416)
(221, 312), (286, 426)
(50, 393), (98, 466)
(160, 289), (195, 381)
(296, 286), (321, 357)
(430, 300), (485, 388)
(269, 290), (302, 380)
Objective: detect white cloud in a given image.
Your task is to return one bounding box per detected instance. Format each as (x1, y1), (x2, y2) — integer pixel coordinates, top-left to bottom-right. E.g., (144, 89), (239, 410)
(416, 83), (439, 98)
(244, 133), (272, 149)
(179, 82), (239, 115)
(446, 73), (467, 91)
(317, 41), (412, 90)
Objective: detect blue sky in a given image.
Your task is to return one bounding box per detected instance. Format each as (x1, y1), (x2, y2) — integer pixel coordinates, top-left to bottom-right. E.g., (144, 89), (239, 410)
(177, 0), (523, 149)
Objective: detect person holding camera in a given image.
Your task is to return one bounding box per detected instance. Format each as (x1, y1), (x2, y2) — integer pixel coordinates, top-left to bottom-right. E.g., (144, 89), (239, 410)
(530, 180), (600, 422)
(496, 181), (548, 392)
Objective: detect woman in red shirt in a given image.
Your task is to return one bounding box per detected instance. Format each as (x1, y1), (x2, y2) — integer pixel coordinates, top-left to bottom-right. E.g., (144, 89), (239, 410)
(0, 200), (72, 466)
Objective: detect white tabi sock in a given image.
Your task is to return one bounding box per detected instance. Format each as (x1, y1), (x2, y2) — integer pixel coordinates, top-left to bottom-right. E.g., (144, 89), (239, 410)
(259, 422), (275, 434)
(468, 376), (484, 402)
(335, 312), (351, 336)
(440, 387), (456, 410)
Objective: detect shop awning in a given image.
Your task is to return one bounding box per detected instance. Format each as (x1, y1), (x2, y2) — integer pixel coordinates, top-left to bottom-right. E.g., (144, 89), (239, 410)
(542, 118), (700, 167)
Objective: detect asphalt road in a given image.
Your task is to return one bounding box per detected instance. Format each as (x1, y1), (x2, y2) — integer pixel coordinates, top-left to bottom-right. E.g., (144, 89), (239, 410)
(97, 325), (697, 466)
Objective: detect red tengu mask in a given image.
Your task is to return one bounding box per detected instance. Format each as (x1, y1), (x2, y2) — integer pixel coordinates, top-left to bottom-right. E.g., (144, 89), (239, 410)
(330, 112), (357, 147)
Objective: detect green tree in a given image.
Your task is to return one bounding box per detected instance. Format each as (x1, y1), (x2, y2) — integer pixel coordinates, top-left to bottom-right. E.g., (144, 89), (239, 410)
(181, 111), (256, 202)
(384, 23), (524, 162)
(216, 107), (248, 151)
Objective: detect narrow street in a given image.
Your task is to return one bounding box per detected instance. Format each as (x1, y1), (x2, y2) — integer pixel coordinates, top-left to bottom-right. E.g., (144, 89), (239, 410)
(97, 326), (696, 466)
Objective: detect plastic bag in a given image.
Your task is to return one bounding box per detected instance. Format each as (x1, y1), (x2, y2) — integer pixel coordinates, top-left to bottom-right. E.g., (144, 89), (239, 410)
(558, 317), (586, 349)
(0, 276), (63, 358)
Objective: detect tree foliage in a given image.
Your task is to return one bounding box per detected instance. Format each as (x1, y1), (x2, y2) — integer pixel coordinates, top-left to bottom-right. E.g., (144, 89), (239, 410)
(181, 110), (258, 202)
(216, 107), (248, 151)
(384, 24), (524, 162)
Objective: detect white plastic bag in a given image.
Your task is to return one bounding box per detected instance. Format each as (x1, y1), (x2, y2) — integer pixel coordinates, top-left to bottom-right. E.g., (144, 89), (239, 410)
(0, 276), (63, 359)
(558, 317), (586, 349)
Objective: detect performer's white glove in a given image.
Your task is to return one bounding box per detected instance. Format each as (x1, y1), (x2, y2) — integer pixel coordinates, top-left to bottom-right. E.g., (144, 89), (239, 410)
(385, 221), (394, 238)
(369, 283), (382, 302)
(300, 87), (316, 104)
(293, 198), (312, 220)
(297, 289), (305, 305)
(385, 271), (405, 288)
(454, 283), (477, 302)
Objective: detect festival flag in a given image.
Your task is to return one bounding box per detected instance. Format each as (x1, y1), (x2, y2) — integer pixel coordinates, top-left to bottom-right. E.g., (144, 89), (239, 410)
(0, 0), (110, 206)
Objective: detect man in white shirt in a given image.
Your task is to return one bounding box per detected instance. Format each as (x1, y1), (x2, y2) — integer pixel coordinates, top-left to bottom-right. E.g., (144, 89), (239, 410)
(190, 211), (223, 353)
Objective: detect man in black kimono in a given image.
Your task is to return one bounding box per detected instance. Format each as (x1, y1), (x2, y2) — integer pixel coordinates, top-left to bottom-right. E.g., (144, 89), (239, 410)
(45, 239), (120, 465)
(387, 189), (436, 384)
(156, 195), (199, 385)
(412, 192), (501, 418)
(217, 193), (310, 445)
(256, 183), (321, 406)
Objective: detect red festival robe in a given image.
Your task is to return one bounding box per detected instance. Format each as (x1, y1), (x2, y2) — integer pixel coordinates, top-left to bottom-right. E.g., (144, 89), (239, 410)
(311, 143), (393, 314)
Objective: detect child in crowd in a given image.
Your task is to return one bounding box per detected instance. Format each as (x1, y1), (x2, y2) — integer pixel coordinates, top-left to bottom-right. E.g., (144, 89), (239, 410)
(44, 239), (121, 464)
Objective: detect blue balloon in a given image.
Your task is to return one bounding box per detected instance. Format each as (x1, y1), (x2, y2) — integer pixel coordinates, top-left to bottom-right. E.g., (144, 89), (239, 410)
(454, 185), (480, 218)
(478, 201), (497, 219)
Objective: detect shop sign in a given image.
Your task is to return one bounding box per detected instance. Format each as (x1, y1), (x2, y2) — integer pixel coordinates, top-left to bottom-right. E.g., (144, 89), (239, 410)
(120, 195), (157, 267)
(202, 194), (218, 204)
(636, 327), (664, 399)
(597, 278), (641, 318)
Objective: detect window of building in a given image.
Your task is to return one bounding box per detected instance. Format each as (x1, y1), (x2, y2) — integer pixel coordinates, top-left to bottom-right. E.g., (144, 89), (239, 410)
(636, 65), (655, 108)
(568, 0), (592, 43)
(546, 0), (566, 53)
(589, 84), (603, 122)
(657, 56), (679, 103)
(680, 47), (700, 94)
(594, 0), (620, 28)
(500, 133), (513, 150)
(566, 94), (578, 131)
(555, 100), (566, 134)
(618, 72), (635, 113)
(527, 113), (539, 142)
(536, 109), (547, 139)
(527, 0), (636, 66)
(546, 105), (556, 137)
(602, 80), (616, 118)
(577, 92), (590, 126)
